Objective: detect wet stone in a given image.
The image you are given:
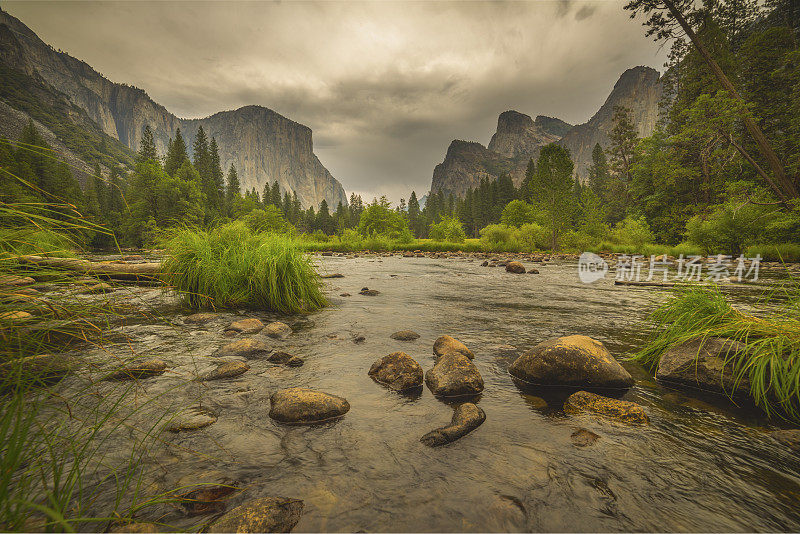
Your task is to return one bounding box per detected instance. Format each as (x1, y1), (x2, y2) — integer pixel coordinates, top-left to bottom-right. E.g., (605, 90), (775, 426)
(165, 407), (217, 432)
(185, 312), (219, 325)
(225, 317), (265, 334)
(0, 353), (72, 385)
(571, 428), (601, 447)
(178, 482), (239, 516)
(109, 522), (160, 533)
(269, 388), (350, 424)
(321, 273), (344, 278)
(390, 330), (420, 341)
(264, 321), (292, 339)
(197, 360), (250, 381)
(339, 293), (351, 297)
(433, 335), (475, 359)
(368, 352), (424, 392)
(77, 282), (113, 294)
(215, 338), (271, 359)
(656, 337), (750, 397)
(206, 496), (304, 533)
(268, 351), (305, 367)
(106, 358), (167, 381)
(420, 402), (486, 446)
(359, 287), (380, 296)
(509, 335), (633, 389)
(771, 429), (800, 453)
(425, 352), (484, 397)
(352, 334), (366, 344)
(564, 391), (649, 425)
(505, 261), (526, 274)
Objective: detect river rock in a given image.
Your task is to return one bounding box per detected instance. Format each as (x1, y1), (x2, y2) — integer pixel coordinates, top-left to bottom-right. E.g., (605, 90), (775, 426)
(528, 269), (540, 274)
(481, 260), (489, 267)
(225, 318), (265, 335)
(368, 352), (424, 392)
(165, 407), (217, 432)
(264, 321), (292, 339)
(425, 352), (484, 397)
(390, 330), (420, 341)
(269, 388), (350, 424)
(505, 261), (526, 274)
(178, 482), (239, 516)
(206, 496), (304, 533)
(564, 391), (649, 425)
(339, 293), (351, 297)
(268, 351), (305, 367)
(109, 522), (160, 533)
(359, 287), (380, 296)
(420, 403), (486, 446)
(106, 358), (167, 381)
(0, 353), (72, 385)
(321, 273), (344, 278)
(215, 338), (271, 358)
(185, 312), (219, 325)
(433, 335), (474, 359)
(77, 282), (113, 294)
(656, 337), (750, 397)
(197, 361), (250, 381)
(509, 335), (633, 389)
(571, 428), (601, 447)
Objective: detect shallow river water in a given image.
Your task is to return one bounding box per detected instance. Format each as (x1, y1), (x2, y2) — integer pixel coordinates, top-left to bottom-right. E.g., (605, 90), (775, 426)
(59, 255), (800, 532)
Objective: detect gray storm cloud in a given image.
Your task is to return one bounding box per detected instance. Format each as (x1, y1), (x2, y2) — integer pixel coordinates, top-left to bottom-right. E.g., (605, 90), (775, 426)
(4, 0), (667, 202)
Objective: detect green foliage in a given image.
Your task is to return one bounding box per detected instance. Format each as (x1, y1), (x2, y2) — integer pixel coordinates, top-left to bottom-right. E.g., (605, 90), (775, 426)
(479, 224), (520, 252)
(633, 285), (800, 421)
(529, 144), (575, 249)
(243, 205), (294, 234)
(500, 200), (536, 227)
(358, 196), (409, 239)
(428, 216), (466, 243)
(515, 223), (549, 250)
(161, 222), (326, 313)
(608, 215), (655, 248)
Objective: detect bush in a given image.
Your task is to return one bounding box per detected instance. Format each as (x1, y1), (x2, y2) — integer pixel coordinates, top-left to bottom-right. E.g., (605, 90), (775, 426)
(515, 223), (549, 250)
(685, 200), (778, 256)
(560, 230), (596, 252)
(479, 224), (520, 252)
(745, 243), (800, 262)
(500, 200), (536, 227)
(242, 206), (294, 234)
(609, 216), (655, 248)
(429, 216), (466, 243)
(358, 197), (410, 239)
(162, 222), (327, 312)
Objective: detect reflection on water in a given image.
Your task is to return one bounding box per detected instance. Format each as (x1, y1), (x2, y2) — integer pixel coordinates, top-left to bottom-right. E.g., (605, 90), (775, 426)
(58, 256), (800, 531)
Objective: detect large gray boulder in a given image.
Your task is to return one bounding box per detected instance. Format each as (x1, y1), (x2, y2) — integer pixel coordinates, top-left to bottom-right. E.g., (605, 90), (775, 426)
(269, 388), (350, 424)
(425, 352), (484, 397)
(509, 335), (633, 389)
(656, 337), (750, 397)
(206, 496), (303, 533)
(420, 403), (486, 446)
(368, 352), (424, 392)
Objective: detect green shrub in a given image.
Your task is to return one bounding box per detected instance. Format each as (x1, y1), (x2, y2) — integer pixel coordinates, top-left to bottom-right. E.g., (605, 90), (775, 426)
(609, 216), (655, 248)
(685, 199), (778, 255)
(479, 224), (520, 252)
(500, 200), (536, 227)
(162, 222), (326, 312)
(429, 216), (466, 243)
(745, 243), (800, 263)
(515, 223), (549, 250)
(242, 205), (294, 234)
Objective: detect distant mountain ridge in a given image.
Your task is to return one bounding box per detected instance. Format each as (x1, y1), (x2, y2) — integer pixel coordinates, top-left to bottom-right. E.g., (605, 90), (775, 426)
(0, 8), (347, 208)
(429, 66), (662, 199)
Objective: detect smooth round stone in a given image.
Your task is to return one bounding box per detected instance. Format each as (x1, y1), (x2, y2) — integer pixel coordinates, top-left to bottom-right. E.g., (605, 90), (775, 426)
(206, 497), (304, 533)
(165, 407), (217, 432)
(269, 388), (350, 424)
(264, 321), (292, 339)
(197, 360), (250, 381)
(368, 352), (424, 391)
(225, 317), (265, 334)
(433, 335), (474, 359)
(390, 330), (420, 341)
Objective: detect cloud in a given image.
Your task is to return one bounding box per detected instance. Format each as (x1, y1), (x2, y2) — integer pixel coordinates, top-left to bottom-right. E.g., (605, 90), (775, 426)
(4, 0), (667, 202)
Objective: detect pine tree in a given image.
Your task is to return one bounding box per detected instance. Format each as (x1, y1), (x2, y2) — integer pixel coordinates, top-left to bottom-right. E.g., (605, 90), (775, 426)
(225, 164), (241, 215)
(407, 191), (422, 237)
(138, 125), (159, 164)
(531, 144), (575, 250)
(270, 181), (281, 207)
(606, 106), (638, 218)
(164, 128), (189, 176)
(587, 143), (610, 199)
(209, 138), (224, 207)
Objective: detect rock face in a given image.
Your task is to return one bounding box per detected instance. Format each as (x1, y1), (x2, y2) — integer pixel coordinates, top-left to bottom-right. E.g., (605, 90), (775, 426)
(433, 335), (475, 359)
(559, 66), (662, 178)
(420, 403), (486, 446)
(428, 67), (661, 198)
(269, 388), (350, 424)
(426, 352), (484, 397)
(656, 337), (750, 397)
(207, 497), (304, 533)
(368, 352), (424, 392)
(0, 9), (346, 209)
(564, 390), (649, 425)
(509, 335), (633, 389)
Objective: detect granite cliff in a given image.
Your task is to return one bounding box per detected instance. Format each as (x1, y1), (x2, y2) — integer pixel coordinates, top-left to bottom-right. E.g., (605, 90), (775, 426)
(429, 66), (662, 198)
(0, 9), (346, 208)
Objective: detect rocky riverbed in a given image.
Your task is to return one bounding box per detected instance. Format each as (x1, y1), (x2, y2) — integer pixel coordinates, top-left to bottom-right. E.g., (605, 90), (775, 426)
(19, 253), (800, 531)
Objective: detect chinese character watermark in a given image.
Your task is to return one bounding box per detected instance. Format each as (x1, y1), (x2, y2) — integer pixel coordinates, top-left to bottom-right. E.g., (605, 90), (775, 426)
(578, 253), (760, 284)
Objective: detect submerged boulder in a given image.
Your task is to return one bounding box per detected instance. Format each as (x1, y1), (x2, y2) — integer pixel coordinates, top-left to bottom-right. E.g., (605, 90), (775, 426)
(656, 337), (750, 397)
(368, 352), (424, 392)
(185, 312), (219, 325)
(165, 407), (217, 432)
(0, 353), (72, 384)
(197, 361), (250, 381)
(420, 403), (486, 446)
(571, 428), (601, 447)
(264, 321), (292, 339)
(390, 330), (420, 341)
(564, 390), (649, 425)
(269, 388), (350, 424)
(268, 351), (305, 367)
(206, 497), (304, 533)
(505, 261), (526, 274)
(425, 352), (484, 397)
(433, 335), (474, 359)
(215, 338), (271, 359)
(225, 318), (265, 334)
(106, 358), (167, 381)
(509, 335), (633, 389)
(359, 287), (380, 296)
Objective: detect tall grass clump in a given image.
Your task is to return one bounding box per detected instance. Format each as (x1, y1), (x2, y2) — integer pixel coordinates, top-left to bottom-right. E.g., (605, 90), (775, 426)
(162, 221), (327, 312)
(633, 283), (800, 420)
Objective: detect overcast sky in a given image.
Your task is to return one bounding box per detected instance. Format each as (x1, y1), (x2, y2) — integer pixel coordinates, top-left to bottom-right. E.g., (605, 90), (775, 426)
(4, 0), (666, 202)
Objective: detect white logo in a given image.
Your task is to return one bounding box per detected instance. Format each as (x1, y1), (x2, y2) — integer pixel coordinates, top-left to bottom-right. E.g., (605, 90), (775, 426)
(578, 252), (608, 284)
